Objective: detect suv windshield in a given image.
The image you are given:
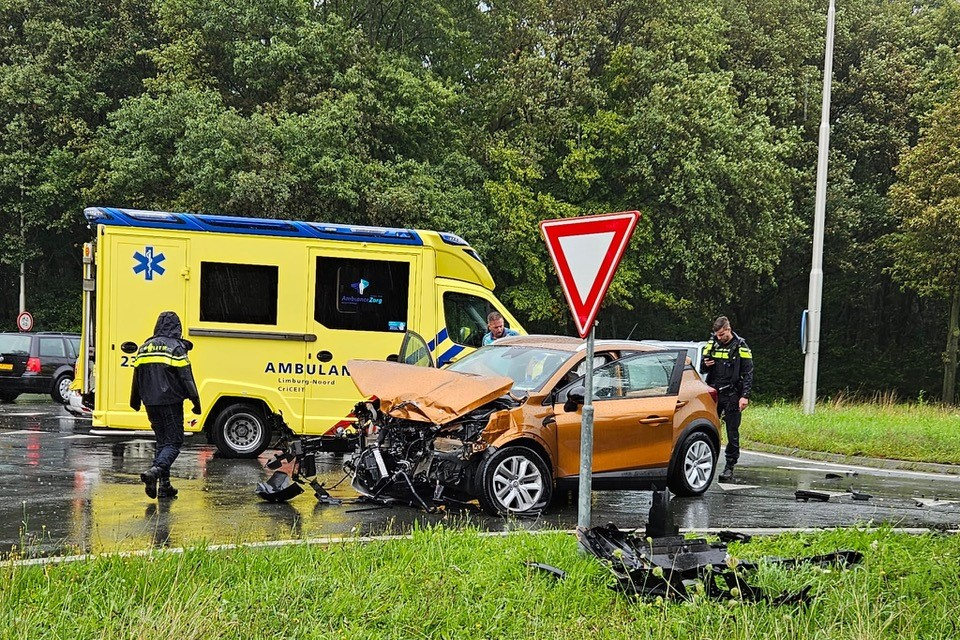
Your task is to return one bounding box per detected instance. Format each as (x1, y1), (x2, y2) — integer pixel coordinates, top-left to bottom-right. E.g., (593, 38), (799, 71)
(447, 345), (570, 392)
(0, 335), (31, 354)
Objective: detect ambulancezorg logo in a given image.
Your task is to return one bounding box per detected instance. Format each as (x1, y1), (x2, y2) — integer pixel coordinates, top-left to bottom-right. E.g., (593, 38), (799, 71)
(351, 278), (369, 294)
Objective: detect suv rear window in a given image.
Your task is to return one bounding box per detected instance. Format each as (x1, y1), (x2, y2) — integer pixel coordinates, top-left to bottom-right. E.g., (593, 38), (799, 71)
(0, 335), (31, 354)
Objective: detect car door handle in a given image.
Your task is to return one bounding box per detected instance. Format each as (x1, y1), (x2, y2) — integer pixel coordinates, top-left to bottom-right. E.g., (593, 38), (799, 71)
(675, 400), (688, 409)
(639, 416), (670, 425)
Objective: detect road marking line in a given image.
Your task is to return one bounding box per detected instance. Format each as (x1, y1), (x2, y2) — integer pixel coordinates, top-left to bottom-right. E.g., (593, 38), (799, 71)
(717, 483), (759, 491)
(60, 434), (103, 439)
(747, 450), (960, 481)
(0, 429), (44, 435)
(914, 498), (959, 508)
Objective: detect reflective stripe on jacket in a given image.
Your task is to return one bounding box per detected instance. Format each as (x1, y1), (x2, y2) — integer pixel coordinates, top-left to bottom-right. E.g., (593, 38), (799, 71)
(700, 333), (753, 398)
(130, 311), (200, 408)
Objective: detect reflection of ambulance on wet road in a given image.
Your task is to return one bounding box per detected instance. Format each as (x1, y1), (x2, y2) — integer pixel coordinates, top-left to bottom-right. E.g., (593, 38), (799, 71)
(77, 207), (523, 458)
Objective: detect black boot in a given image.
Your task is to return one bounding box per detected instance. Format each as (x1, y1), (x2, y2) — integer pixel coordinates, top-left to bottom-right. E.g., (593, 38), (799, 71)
(718, 464), (735, 483)
(140, 466), (162, 499)
(158, 469), (178, 499)
(158, 481), (178, 499)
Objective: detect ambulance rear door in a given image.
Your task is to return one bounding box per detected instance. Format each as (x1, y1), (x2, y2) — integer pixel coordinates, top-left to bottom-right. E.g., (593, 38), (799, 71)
(102, 234), (189, 427)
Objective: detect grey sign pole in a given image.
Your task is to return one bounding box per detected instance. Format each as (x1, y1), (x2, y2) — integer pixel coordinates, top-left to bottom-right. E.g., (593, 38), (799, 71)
(577, 325), (596, 552)
(802, 0), (836, 415)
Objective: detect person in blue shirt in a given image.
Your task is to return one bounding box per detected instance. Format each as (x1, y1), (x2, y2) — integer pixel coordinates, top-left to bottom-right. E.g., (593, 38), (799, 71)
(482, 311), (519, 345)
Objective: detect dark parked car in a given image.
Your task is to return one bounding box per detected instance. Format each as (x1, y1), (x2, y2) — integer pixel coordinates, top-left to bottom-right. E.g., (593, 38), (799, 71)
(0, 332), (81, 404)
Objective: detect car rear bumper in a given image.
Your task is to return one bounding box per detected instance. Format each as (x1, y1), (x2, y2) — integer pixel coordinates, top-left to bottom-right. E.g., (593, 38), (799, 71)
(0, 374), (52, 394)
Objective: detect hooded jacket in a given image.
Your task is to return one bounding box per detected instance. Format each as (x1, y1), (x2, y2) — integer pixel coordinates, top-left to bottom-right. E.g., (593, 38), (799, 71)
(130, 311), (200, 409)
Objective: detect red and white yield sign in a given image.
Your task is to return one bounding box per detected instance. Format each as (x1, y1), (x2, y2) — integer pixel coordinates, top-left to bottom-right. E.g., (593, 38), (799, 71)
(540, 211), (640, 338)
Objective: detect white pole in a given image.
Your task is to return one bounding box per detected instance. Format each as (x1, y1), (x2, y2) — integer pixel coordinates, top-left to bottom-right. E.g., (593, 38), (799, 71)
(802, 0), (836, 415)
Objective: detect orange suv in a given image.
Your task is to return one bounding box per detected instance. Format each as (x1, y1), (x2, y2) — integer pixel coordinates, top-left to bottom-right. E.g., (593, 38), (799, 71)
(346, 334), (721, 515)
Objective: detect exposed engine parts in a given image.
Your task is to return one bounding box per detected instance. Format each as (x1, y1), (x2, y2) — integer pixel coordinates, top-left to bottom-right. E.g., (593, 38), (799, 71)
(257, 397), (522, 514)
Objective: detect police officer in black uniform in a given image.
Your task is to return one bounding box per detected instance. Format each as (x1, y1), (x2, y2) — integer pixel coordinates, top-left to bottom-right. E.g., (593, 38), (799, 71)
(130, 311), (201, 499)
(699, 315), (753, 482)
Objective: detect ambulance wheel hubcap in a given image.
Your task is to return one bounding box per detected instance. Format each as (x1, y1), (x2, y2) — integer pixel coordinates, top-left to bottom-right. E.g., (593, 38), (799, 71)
(224, 413), (262, 453)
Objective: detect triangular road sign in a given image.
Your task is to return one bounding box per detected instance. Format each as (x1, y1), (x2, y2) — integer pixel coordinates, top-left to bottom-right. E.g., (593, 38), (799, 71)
(540, 211), (640, 338)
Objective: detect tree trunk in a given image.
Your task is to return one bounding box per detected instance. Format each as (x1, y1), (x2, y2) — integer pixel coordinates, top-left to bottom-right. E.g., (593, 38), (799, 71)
(942, 286), (960, 405)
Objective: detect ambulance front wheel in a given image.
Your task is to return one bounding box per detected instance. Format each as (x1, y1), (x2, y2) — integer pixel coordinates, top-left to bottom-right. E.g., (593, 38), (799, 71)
(212, 403), (271, 458)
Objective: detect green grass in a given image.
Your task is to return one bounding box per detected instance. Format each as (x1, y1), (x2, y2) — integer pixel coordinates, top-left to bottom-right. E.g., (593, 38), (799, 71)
(2, 526), (959, 639)
(745, 401), (960, 465)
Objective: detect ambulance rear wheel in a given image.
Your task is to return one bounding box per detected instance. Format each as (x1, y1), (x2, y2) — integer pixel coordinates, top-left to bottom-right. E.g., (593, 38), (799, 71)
(212, 403), (270, 458)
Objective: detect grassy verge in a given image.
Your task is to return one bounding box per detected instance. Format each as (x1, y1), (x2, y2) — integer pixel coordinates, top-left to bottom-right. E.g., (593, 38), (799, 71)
(3, 526), (959, 639)
(745, 401), (960, 465)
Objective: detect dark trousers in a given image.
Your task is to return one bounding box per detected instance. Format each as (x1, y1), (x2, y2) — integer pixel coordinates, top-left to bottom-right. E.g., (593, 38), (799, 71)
(717, 391), (742, 467)
(145, 403), (185, 474)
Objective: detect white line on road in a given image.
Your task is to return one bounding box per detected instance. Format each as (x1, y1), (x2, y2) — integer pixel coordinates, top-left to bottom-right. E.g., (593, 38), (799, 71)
(746, 450), (960, 481)
(717, 483), (759, 491)
(914, 498), (959, 508)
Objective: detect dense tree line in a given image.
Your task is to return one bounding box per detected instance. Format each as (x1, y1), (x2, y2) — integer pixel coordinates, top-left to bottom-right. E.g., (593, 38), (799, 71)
(1, 0), (958, 401)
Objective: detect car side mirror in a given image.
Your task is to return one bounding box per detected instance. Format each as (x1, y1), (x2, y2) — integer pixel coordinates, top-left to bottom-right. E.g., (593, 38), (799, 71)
(563, 386), (586, 413)
(120, 341), (138, 354)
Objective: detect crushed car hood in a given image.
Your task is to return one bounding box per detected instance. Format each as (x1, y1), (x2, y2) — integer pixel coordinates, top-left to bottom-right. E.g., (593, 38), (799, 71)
(347, 360), (514, 425)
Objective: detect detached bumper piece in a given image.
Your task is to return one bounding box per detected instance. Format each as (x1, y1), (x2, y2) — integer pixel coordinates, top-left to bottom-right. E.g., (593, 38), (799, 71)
(256, 471), (305, 502)
(577, 523), (862, 604)
(257, 435), (350, 503)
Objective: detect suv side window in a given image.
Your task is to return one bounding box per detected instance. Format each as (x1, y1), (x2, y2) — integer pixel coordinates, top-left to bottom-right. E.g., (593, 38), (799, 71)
(67, 337), (80, 359)
(39, 337), (66, 358)
(590, 352), (681, 400)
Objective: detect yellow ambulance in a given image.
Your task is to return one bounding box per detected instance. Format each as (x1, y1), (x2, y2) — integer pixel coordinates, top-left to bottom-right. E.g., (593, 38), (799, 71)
(78, 207), (523, 457)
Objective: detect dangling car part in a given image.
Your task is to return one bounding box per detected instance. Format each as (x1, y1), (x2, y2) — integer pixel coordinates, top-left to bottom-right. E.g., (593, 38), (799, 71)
(256, 434), (346, 504)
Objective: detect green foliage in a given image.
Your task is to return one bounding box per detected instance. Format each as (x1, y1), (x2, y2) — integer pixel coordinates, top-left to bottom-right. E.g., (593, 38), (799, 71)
(888, 86), (960, 300)
(2, 0), (960, 398)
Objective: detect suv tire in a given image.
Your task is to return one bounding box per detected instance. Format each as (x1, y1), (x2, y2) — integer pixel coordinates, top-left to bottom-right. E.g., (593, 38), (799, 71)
(477, 446), (552, 516)
(668, 431), (717, 496)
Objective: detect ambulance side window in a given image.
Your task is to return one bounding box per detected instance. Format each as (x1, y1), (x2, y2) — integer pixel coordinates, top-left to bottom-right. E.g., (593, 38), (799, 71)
(443, 292), (491, 348)
(315, 257), (410, 331)
(200, 262), (278, 324)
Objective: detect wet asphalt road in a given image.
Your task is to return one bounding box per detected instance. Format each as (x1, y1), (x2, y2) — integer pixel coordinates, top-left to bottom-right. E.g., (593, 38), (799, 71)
(2, 397), (960, 558)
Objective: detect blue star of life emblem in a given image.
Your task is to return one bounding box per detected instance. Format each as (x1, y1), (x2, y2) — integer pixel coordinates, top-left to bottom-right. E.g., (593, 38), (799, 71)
(133, 246), (166, 281)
